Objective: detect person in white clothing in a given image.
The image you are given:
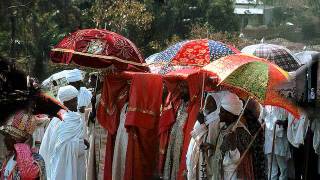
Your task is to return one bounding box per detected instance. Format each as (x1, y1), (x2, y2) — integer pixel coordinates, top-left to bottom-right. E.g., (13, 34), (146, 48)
(40, 85), (87, 180)
(264, 105), (290, 180)
(186, 91), (222, 180)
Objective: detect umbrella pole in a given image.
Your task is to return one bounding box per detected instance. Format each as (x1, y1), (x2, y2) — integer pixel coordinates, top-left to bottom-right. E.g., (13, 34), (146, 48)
(89, 75), (99, 124)
(200, 72), (206, 110)
(269, 123), (277, 180)
(231, 96), (251, 132)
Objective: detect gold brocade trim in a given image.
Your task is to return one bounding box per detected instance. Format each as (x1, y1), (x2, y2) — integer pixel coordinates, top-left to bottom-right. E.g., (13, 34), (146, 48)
(0, 125), (29, 140)
(127, 107), (156, 116)
(51, 48), (147, 67)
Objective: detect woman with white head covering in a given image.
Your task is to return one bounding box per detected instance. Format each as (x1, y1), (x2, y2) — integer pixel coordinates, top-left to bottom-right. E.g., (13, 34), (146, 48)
(40, 85), (87, 180)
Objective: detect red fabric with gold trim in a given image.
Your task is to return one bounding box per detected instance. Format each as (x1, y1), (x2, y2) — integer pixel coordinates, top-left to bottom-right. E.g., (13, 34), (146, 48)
(50, 29), (148, 71)
(97, 72), (129, 180)
(177, 71), (203, 180)
(124, 73), (163, 180)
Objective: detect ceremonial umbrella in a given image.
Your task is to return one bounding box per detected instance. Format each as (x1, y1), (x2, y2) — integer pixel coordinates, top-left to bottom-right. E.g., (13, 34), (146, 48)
(241, 43), (301, 72)
(146, 39), (240, 74)
(203, 54), (301, 179)
(50, 29), (148, 71)
(202, 53), (300, 118)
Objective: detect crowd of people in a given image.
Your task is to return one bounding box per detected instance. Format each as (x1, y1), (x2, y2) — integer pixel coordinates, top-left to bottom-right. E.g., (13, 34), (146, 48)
(0, 65), (320, 180)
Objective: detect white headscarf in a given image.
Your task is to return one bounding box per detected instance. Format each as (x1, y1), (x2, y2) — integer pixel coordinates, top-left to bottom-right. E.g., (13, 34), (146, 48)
(220, 91), (243, 116)
(57, 85), (79, 103)
(65, 69), (83, 83)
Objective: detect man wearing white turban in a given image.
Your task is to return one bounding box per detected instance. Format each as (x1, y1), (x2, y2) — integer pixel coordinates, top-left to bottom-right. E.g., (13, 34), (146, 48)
(210, 91), (253, 180)
(64, 69), (92, 113)
(186, 91), (223, 180)
(40, 85), (87, 180)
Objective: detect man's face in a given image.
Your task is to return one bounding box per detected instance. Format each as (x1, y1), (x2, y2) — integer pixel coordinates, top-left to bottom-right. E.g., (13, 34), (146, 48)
(69, 81), (81, 90)
(179, 82), (190, 102)
(63, 97), (78, 112)
(88, 75), (97, 88)
(219, 107), (238, 123)
(205, 96), (217, 113)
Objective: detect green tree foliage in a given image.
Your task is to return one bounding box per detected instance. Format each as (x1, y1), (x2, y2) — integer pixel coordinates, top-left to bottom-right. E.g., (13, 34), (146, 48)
(0, 0), (240, 78)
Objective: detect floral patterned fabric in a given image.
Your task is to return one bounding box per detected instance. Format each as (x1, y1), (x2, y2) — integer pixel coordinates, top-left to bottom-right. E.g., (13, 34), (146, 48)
(0, 143), (46, 180)
(146, 39), (240, 74)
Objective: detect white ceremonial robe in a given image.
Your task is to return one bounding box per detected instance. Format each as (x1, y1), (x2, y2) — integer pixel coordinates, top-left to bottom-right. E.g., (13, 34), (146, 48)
(112, 103), (128, 180)
(49, 111), (86, 180)
(186, 92), (221, 180)
(39, 117), (61, 178)
(287, 113), (309, 148)
(264, 105), (290, 158)
(312, 120), (320, 154)
(222, 148), (240, 180)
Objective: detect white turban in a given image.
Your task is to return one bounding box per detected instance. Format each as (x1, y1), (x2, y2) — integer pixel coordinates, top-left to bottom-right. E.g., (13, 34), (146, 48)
(220, 91), (243, 116)
(77, 87), (93, 108)
(57, 85), (79, 103)
(65, 69), (83, 83)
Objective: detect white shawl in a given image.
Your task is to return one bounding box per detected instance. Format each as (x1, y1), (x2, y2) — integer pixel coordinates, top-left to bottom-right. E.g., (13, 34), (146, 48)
(49, 111), (85, 180)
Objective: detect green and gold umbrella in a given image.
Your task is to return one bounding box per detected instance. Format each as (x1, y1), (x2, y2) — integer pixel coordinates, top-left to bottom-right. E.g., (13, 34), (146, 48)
(203, 53), (299, 118)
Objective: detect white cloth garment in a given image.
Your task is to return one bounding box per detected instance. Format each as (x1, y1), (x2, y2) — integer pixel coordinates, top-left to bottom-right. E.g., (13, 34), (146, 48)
(222, 148), (240, 180)
(220, 91), (243, 116)
(57, 85), (79, 103)
(39, 117), (61, 178)
(186, 92), (222, 180)
(49, 111), (86, 180)
(267, 154), (289, 180)
(287, 113), (309, 148)
(65, 69), (83, 83)
(112, 103), (129, 180)
(77, 87), (93, 109)
(3, 156), (16, 180)
(312, 120), (320, 154)
(263, 105), (290, 158)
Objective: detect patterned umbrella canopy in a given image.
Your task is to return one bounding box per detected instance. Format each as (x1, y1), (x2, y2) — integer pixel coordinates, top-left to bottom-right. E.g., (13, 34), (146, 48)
(241, 43), (301, 72)
(203, 54), (300, 117)
(50, 29), (147, 71)
(146, 39), (240, 74)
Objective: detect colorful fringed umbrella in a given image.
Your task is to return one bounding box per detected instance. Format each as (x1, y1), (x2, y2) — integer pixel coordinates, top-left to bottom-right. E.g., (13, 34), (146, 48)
(146, 39), (240, 74)
(50, 29), (147, 71)
(203, 54), (300, 118)
(241, 43), (301, 72)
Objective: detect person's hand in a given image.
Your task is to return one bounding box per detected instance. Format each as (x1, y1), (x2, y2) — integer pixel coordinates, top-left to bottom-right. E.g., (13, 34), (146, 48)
(84, 139), (90, 150)
(79, 106), (85, 113)
(276, 120), (288, 128)
(197, 112), (205, 124)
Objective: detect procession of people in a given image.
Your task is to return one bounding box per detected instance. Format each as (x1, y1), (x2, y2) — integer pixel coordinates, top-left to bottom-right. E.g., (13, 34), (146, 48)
(0, 28), (320, 180)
